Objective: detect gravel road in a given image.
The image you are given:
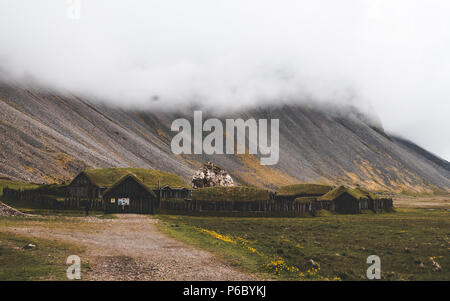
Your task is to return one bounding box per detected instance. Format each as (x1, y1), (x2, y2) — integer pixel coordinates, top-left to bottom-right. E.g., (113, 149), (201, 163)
(6, 214), (257, 281)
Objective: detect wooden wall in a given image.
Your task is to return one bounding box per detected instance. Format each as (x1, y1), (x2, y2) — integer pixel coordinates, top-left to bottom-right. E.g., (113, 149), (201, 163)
(103, 176), (156, 214)
(66, 173), (100, 199)
(160, 197), (393, 216)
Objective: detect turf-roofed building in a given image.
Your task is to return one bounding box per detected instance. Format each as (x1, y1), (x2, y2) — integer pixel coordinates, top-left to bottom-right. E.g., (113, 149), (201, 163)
(318, 186), (393, 214)
(275, 184), (393, 214)
(67, 168), (191, 213)
(276, 184), (333, 201)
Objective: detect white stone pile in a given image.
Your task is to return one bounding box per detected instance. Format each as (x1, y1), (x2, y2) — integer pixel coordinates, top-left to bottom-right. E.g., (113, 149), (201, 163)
(191, 162), (234, 188)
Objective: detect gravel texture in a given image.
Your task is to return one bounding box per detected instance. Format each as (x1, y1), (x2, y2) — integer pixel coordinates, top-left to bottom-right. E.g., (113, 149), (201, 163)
(0, 201), (26, 216)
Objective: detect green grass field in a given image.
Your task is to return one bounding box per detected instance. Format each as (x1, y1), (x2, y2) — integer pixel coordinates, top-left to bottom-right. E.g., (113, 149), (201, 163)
(158, 209), (450, 281)
(0, 228), (86, 280)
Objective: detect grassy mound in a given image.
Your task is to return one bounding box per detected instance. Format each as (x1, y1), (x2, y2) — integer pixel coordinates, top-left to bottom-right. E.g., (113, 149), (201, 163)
(192, 186), (270, 202)
(278, 183), (332, 196)
(83, 168), (190, 189)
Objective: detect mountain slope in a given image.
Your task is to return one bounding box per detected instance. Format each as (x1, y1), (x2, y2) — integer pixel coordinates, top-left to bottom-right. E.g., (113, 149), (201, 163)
(0, 82), (448, 193)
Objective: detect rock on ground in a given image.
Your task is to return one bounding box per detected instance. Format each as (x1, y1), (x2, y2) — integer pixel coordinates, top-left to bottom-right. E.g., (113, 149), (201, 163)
(0, 201), (26, 217)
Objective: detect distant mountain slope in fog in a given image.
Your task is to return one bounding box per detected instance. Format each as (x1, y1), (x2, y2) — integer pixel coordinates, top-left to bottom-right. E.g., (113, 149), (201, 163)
(0, 82), (448, 193)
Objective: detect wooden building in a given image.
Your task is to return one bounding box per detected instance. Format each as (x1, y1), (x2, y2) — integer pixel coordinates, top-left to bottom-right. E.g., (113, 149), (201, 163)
(66, 172), (106, 199)
(318, 186), (360, 214)
(65, 169), (391, 215)
(154, 185), (191, 200)
(66, 168), (192, 213)
(103, 174), (157, 214)
(318, 186), (383, 214)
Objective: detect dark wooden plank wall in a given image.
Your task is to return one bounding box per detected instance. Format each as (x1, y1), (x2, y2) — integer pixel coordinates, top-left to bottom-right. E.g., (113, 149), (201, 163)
(103, 177), (156, 214)
(66, 173), (99, 198)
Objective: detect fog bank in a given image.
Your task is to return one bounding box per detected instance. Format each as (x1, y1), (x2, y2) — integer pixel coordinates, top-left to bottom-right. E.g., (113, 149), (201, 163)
(0, 0), (449, 160)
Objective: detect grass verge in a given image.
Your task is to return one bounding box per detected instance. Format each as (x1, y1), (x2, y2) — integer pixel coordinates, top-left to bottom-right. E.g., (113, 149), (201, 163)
(157, 209), (449, 281)
(0, 231), (87, 280)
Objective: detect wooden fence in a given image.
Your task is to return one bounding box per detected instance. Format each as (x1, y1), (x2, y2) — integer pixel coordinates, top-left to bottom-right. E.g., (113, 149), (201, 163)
(160, 197), (393, 216)
(2, 187), (103, 210)
(62, 197), (104, 210)
(2, 187), (393, 216)
(160, 199), (336, 216)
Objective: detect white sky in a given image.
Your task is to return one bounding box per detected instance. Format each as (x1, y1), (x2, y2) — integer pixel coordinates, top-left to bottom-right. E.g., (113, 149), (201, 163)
(0, 0), (449, 160)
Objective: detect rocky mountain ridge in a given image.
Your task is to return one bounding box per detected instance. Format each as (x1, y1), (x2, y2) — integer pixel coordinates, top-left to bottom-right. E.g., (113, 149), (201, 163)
(0, 81), (449, 193)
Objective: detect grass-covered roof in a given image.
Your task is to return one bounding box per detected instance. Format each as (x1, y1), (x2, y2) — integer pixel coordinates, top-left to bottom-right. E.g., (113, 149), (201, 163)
(353, 187), (379, 200)
(318, 186), (378, 201)
(82, 168), (190, 189)
(294, 196), (317, 204)
(278, 184), (332, 196)
(103, 174), (157, 197)
(192, 186), (270, 202)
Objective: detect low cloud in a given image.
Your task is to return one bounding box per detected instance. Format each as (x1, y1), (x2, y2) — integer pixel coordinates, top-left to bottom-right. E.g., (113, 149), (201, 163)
(0, 0), (449, 160)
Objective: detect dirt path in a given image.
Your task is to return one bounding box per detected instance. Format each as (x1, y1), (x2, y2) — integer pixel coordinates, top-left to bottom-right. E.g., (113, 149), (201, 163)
(3, 214), (257, 280)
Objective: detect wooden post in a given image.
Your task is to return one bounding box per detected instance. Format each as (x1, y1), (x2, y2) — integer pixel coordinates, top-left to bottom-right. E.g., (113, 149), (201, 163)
(158, 179), (161, 202)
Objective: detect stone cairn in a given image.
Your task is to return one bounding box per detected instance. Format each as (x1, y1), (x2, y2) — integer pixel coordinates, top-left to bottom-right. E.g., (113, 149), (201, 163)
(191, 162), (234, 189)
